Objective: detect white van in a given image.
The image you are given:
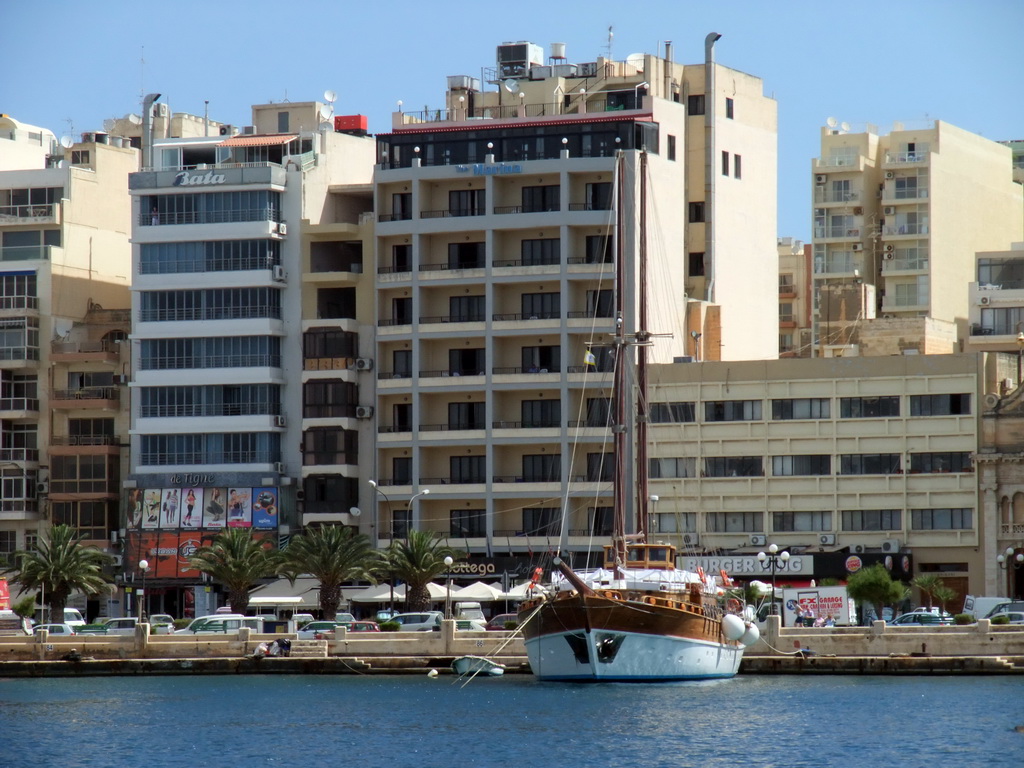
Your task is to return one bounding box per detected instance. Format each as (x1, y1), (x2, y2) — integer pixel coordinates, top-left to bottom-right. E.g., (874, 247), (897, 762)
(63, 608), (86, 628)
(453, 602), (485, 622)
(963, 595), (1013, 619)
(192, 616), (264, 634)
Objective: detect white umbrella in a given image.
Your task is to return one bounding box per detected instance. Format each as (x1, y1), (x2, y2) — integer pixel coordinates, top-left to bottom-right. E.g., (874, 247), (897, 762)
(425, 582), (454, 600)
(350, 583), (406, 602)
(500, 581), (538, 600)
(451, 581), (503, 601)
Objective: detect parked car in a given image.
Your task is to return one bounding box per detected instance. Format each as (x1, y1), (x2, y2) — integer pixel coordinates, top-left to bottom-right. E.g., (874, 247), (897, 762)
(990, 611), (1024, 625)
(375, 608), (399, 622)
(390, 611), (443, 632)
(33, 623), (76, 636)
(485, 613), (519, 631)
(291, 613), (315, 628)
(348, 621), (380, 633)
(889, 612), (953, 626)
(148, 614), (175, 634)
(454, 619), (487, 631)
(297, 621), (345, 640)
(78, 617), (139, 635)
(175, 614), (246, 634)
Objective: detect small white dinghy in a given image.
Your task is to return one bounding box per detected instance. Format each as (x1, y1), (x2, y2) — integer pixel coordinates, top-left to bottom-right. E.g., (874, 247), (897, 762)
(451, 655), (505, 677)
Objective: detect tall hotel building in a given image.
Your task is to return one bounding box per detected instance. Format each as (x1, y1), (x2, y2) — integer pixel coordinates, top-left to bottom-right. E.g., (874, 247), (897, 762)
(811, 120), (1022, 357)
(371, 39), (777, 566)
(0, 116), (134, 573)
(126, 102), (373, 615)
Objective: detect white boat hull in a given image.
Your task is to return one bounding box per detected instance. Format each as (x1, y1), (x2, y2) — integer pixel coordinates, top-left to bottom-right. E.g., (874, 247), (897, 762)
(451, 655), (505, 677)
(525, 627), (743, 682)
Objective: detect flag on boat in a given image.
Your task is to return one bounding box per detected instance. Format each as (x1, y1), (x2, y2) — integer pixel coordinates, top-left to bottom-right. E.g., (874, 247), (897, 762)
(584, 349), (597, 367)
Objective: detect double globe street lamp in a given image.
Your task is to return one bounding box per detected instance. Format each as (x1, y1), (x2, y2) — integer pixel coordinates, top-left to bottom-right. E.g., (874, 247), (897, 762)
(996, 546), (1024, 599)
(757, 543), (790, 626)
(138, 559), (150, 624)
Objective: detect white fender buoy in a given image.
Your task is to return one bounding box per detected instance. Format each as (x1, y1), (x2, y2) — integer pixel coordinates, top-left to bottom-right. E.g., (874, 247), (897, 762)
(427, 669), (439, 678)
(722, 613), (745, 641)
(740, 623), (761, 647)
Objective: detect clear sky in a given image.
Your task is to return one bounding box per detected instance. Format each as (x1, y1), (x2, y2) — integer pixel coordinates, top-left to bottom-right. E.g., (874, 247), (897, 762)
(2, 0), (1021, 241)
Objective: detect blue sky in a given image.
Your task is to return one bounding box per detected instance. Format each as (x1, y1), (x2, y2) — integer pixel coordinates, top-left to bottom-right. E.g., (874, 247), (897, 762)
(2, 0), (1021, 241)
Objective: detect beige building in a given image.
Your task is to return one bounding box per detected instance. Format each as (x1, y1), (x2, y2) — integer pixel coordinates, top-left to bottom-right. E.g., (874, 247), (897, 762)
(648, 354), (992, 603)
(369, 37), (777, 567)
(811, 120), (1023, 357)
(0, 117), (135, 559)
(777, 237), (812, 358)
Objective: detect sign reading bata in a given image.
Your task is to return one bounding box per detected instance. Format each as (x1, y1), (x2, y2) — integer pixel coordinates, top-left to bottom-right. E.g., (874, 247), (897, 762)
(127, 487), (280, 531)
(681, 555), (814, 576)
(173, 169), (227, 186)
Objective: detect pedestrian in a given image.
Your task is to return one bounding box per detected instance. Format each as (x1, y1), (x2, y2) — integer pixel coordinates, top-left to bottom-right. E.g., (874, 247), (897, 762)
(794, 604), (805, 626)
(824, 614), (835, 627)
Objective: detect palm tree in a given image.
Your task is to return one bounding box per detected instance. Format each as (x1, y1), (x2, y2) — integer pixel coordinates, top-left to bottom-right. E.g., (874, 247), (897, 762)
(383, 530), (462, 612)
(277, 525), (377, 620)
(3, 524), (112, 624)
(932, 583), (958, 614)
(188, 528), (279, 614)
(912, 574), (942, 609)
(847, 563), (900, 623)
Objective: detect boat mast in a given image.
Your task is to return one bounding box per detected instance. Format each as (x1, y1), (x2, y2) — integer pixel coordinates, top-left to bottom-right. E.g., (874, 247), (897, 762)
(612, 151), (628, 568)
(636, 149), (650, 539)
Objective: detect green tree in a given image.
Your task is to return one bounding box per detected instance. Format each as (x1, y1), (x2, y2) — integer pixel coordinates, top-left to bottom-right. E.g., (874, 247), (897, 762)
(277, 525), (378, 620)
(846, 563), (903, 623)
(383, 530), (462, 612)
(912, 574), (942, 609)
(188, 528), (279, 614)
(11, 595), (36, 623)
(3, 524), (112, 624)
(932, 583), (958, 614)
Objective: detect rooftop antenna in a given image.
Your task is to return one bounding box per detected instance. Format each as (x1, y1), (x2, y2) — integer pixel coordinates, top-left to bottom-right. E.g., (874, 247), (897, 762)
(605, 25), (614, 59)
(319, 89), (337, 132)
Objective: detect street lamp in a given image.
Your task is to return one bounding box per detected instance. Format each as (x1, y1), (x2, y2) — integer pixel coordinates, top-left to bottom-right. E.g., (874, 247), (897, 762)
(634, 81), (649, 108)
(757, 543), (790, 626)
(138, 559), (150, 624)
(444, 555), (454, 619)
(404, 488), (430, 538)
(1016, 332), (1024, 383)
(997, 546), (1024, 598)
(369, 480), (396, 611)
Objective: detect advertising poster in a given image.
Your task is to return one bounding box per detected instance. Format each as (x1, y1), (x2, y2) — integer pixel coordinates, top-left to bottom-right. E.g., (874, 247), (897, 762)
(127, 488), (144, 529)
(180, 488), (203, 529)
(142, 489), (162, 529)
(0, 578), (9, 610)
(138, 532), (202, 578)
(203, 487), (227, 529)
(160, 488), (181, 529)
(252, 487), (279, 530)
(227, 487), (252, 527)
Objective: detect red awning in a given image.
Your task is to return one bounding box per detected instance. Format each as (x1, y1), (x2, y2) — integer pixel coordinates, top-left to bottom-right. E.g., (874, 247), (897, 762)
(219, 134), (297, 147)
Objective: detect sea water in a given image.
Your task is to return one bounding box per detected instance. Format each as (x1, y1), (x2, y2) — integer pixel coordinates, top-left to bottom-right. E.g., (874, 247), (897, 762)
(0, 674), (1019, 767)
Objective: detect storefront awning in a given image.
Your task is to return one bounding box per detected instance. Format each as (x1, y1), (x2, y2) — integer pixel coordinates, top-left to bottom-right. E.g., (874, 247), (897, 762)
(219, 133), (297, 147)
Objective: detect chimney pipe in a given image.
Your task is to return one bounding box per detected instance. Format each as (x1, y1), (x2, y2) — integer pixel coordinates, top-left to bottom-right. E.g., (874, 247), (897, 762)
(141, 93), (161, 169)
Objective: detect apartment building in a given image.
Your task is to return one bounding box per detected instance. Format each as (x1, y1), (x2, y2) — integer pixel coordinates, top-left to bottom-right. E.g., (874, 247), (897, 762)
(125, 101), (374, 616)
(811, 120), (1023, 357)
(777, 237), (812, 358)
(0, 116), (134, 563)
(648, 354), (989, 601)
(370, 38), (777, 570)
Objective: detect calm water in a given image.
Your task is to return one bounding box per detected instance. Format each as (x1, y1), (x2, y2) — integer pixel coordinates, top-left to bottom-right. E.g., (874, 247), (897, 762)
(1, 674), (1019, 767)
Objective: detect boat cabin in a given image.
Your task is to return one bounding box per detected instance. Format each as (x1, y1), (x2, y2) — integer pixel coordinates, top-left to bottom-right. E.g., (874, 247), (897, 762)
(602, 543), (677, 571)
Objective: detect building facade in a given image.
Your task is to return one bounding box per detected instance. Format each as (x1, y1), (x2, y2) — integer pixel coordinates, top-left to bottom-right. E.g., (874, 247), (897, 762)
(777, 236), (812, 358)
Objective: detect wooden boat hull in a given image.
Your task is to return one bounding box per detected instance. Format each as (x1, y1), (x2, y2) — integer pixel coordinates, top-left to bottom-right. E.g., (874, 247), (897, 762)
(520, 593), (744, 682)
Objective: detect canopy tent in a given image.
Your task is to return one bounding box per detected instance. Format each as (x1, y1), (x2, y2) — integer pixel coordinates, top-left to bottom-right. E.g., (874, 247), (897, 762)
(350, 583), (406, 603)
(425, 582), (454, 600)
(247, 577), (321, 610)
(452, 581), (504, 601)
(500, 581), (539, 600)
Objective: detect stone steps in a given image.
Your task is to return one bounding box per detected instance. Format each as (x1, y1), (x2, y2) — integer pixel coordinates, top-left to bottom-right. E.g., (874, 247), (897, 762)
(287, 639), (327, 658)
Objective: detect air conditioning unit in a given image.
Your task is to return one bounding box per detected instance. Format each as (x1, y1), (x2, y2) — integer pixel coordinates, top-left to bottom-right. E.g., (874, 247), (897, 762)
(155, 103), (170, 117)
(881, 538), (901, 553)
(354, 357), (374, 371)
(274, 415), (287, 428)
(273, 462), (284, 474)
(853, 207), (863, 216)
(355, 405), (375, 419)
(814, 208), (826, 217)
(681, 532), (700, 547)
(750, 534), (767, 547)
(36, 481), (49, 495)
(819, 534), (836, 546)
(218, 123), (233, 136)
(853, 544), (867, 554)
(885, 171), (895, 179)
(980, 296), (991, 305)
(272, 265), (286, 282)
(277, 222), (287, 236)
(883, 252), (894, 260)
(852, 243), (863, 252)
(116, 374), (130, 385)
(815, 174), (827, 184)
(111, 555), (123, 567)
(883, 206), (896, 216)
(884, 243), (895, 253)
(295, 489), (305, 501)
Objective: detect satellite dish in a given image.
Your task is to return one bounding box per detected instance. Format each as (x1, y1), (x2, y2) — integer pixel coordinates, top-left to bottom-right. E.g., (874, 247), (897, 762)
(60, 135), (73, 148)
(840, 121), (851, 132)
(626, 53), (645, 72)
(319, 104), (333, 120)
(323, 89), (337, 104)
(103, 118), (116, 132)
(503, 79), (519, 94)
(57, 160), (67, 169)
(127, 113), (142, 125)
(826, 117), (838, 128)
(318, 121), (332, 132)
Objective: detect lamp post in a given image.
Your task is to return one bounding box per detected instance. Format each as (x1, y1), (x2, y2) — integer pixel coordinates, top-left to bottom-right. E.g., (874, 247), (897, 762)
(997, 546), (1024, 599)
(1017, 332), (1024, 384)
(405, 488), (430, 538)
(444, 555), (454, 619)
(138, 559), (150, 624)
(757, 543), (790, 626)
(369, 480), (396, 612)
(634, 81), (649, 108)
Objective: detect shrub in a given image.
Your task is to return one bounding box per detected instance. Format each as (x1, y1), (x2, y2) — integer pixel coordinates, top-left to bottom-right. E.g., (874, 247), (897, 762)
(503, 620), (519, 630)
(991, 614), (1011, 625)
(173, 619), (192, 630)
(379, 621), (400, 632)
(953, 613), (974, 625)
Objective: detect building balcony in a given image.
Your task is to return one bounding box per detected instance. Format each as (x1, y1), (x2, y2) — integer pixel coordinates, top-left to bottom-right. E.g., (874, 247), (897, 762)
(50, 387), (120, 409)
(813, 227), (862, 241)
(813, 155), (864, 172)
(0, 397), (38, 418)
(883, 224), (929, 237)
(50, 339), (122, 363)
(883, 151), (928, 165)
(48, 435), (123, 455)
(0, 203), (60, 225)
(129, 163), (287, 190)
(0, 447), (39, 464)
(813, 188), (861, 205)
(0, 245), (54, 263)
(377, 211), (412, 223)
(420, 208), (486, 219)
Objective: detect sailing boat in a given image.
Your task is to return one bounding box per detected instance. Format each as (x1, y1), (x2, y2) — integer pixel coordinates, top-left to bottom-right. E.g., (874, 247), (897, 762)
(517, 150), (760, 681)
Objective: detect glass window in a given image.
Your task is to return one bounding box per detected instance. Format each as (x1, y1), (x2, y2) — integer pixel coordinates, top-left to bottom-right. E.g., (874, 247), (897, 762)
(909, 394), (971, 416)
(688, 202), (705, 223)
(649, 457), (697, 478)
(523, 454), (560, 482)
(772, 455), (831, 476)
(772, 398), (830, 420)
(706, 512), (763, 533)
(773, 511), (831, 532)
(840, 396), (900, 418)
(450, 455), (485, 483)
(523, 507), (559, 536)
(908, 452), (973, 474)
(725, 97), (734, 119)
(450, 508), (486, 537)
(734, 154), (742, 179)
(521, 399), (559, 428)
(910, 508), (972, 530)
(649, 402), (696, 423)
(687, 94), (705, 115)
(704, 400), (762, 422)
(587, 452), (614, 482)
(520, 239), (559, 266)
(703, 457), (763, 477)
(839, 454), (902, 475)
(841, 509), (902, 532)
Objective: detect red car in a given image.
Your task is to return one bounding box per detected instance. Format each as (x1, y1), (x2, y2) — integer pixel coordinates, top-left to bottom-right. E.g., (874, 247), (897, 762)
(348, 621), (381, 632)
(485, 613), (518, 631)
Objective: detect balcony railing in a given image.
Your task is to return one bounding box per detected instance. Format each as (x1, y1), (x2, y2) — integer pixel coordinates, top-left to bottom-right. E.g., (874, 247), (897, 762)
(0, 397), (39, 411)
(420, 423), (486, 432)
(51, 339), (120, 355)
(141, 354), (281, 370)
(0, 297), (39, 310)
(492, 312), (560, 321)
(0, 448), (39, 462)
(377, 371), (412, 380)
(492, 366), (559, 375)
(377, 264), (412, 274)
(420, 208), (485, 219)
(0, 245), (52, 262)
(814, 227), (861, 239)
(418, 476), (485, 485)
(813, 189), (860, 204)
(52, 387), (120, 402)
(492, 258), (560, 268)
(49, 435), (120, 447)
(419, 370), (484, 378)
(139, 306), (281, 323)
(567, 202), (611, 211)
(893, 188), (929, 200)
(378, 425), (412, 434)
(418, 261), (485, 272)
(140, 208), (280, 226)
(140, 403), (279, 418)
(883, 224), (929, 236)
(885, 151), (927, 164)
(377, 212), (412, 223)
(418, 315), (485, 324)
(0, 204), (58, 221)
(492, 420), (560, 429)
